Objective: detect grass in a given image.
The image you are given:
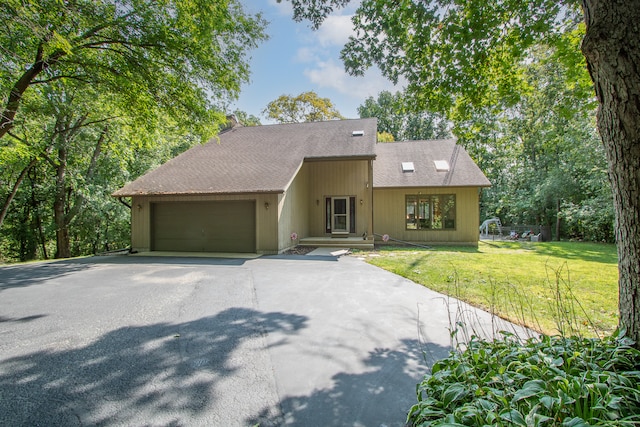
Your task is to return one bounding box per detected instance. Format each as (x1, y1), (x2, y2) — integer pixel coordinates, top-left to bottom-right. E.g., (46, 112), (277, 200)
(358, 240), (619, 337)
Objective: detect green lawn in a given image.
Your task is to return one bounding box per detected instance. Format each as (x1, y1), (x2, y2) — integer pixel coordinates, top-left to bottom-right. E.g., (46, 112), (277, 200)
(358, 240), (619, 337)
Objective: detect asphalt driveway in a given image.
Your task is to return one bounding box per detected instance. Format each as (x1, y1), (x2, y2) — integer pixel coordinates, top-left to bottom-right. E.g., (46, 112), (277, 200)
(0, 253), (521, 426)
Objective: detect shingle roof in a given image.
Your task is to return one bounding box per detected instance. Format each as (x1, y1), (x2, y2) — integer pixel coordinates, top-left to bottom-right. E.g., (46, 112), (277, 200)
(113, 118), (378, 196)
(373, 139), (491, 188)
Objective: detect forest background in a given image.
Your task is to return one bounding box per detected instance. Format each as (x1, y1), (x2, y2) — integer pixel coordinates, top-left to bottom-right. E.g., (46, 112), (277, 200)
(0, 0), (612, 263)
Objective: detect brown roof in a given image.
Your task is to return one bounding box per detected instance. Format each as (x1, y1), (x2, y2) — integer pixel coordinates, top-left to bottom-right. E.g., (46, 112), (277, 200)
(113, 118), (378, 196)
(373, 139), (491, 188)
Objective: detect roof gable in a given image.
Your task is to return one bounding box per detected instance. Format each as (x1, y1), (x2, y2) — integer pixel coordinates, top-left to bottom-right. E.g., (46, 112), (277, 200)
(373, 140), (491, 188)
(114, 118), (377, 196)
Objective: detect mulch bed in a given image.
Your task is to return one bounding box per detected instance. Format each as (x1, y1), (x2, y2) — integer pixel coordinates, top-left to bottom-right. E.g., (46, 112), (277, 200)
(282, 246), (318, 255)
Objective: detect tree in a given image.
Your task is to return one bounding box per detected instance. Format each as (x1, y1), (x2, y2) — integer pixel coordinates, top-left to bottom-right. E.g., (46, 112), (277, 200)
(358, 91), (450, 140)
(0, 0), (268, 141)
(581, 0), (640, 346)
(282, 0), (640, 345)
(0, 82), (202, 261)
(466, 44), (612, 242)
(1, 0), (267, 258)
(263, 91), (344, 123)
(376, 131), (395, 143)
(232, 110), (262, 127)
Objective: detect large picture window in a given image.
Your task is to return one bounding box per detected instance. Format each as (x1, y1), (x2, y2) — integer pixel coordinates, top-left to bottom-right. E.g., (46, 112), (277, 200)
(406, 195), (456, 230)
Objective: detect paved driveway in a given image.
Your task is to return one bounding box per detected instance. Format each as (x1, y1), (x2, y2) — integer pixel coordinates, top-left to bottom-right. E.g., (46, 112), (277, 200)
(0, 254), (520, 426)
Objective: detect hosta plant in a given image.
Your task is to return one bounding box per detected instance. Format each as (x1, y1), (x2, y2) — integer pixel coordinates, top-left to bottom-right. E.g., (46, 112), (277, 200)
(408, 330), (640, 426)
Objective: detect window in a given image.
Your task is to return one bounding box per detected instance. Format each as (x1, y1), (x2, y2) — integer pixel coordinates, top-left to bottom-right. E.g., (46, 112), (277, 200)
(406, 194), (456, 230)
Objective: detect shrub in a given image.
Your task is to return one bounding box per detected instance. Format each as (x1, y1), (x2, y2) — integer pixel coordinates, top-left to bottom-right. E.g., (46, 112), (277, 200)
(560, 197), (615, 243)
(407, 331), (640, 426)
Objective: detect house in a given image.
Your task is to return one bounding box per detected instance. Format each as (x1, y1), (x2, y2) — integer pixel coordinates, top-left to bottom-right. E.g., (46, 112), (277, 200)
(112, 118), (490, 254)
(373, 139), (491, 245)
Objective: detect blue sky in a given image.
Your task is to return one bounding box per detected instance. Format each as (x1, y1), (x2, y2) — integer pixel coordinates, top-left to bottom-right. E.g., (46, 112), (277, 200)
(231, 0), (400, 122)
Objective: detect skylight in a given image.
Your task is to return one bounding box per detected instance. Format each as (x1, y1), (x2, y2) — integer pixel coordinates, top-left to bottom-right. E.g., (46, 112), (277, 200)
(352, 130), (365, 137)
(434, 160), (450, 172)
(402, 162), (415, 172)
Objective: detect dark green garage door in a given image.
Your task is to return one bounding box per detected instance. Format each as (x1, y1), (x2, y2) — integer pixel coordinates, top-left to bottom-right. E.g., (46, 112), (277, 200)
(152, 201), (256, 253)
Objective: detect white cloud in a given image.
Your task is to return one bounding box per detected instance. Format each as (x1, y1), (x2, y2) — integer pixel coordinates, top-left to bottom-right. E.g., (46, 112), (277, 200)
(316, 14), (355, 47)
(266, 0), (293, 16)
(295, 46), (317, 63)
(304, 59), (402, 100)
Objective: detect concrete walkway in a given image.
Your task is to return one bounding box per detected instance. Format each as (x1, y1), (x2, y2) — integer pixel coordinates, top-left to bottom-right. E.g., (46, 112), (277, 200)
(0, 254), (527, 426)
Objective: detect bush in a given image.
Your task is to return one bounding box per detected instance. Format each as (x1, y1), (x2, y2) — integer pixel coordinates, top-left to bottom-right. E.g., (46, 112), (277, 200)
(561, 197), (615, 243)
(407, 331), (640, 426)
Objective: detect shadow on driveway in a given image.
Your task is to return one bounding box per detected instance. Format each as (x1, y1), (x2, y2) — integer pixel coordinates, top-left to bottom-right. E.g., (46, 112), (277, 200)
(248, 339), (450, 426)
(1, 255), (462, 426)
(0, 308), (307, 426)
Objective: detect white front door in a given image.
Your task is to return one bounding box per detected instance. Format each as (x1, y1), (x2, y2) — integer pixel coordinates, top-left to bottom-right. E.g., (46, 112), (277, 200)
(332, 197), (349, 233)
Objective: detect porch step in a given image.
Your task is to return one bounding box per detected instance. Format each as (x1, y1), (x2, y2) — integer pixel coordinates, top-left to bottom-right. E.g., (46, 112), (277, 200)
(298, 237), (374, 250)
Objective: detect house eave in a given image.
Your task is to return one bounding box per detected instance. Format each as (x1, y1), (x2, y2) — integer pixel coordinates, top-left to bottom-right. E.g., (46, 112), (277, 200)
(111, 189), (286, 198)
(373, 183), (492, 190)
(304, 154), (376, 162)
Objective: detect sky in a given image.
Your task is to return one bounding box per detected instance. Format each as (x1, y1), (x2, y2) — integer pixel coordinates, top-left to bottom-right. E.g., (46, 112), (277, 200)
(230, 0), (401, 123)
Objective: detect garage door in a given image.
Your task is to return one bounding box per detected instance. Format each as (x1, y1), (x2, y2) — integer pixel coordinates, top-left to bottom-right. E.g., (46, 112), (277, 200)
(151, 201), (256, 252)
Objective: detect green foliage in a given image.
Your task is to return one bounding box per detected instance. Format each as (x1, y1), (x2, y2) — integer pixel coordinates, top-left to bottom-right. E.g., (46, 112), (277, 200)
(0, 0), (268, 140)
(231, 110), (261, 127)
(465, 44), (611, 241)
(377, 131), (395, 142)
(561, 195), (615, 243)
(0, 81), (206, 261)
(286, 0), (581, 117)
(263, 91), (344, 123)
(407, 332), (640, 426)
(358, 91), (451, 141)
(1, 0), (268, 260)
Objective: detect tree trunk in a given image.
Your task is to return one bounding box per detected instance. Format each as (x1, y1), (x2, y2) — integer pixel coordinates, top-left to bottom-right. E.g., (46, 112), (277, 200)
(54, 146), (71, 259)
(53, 125), (107, 259)
(555, 199), (561, 241)
(582, 0), (640, 346)
(31, 171), (48, 260)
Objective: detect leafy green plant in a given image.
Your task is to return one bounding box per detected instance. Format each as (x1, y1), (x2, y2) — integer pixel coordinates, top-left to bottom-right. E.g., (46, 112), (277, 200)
(407, 331), (640, 426)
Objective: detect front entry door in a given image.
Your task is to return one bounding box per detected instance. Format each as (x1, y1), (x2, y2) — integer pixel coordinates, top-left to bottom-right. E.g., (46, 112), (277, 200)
(332, 197), (349, 233)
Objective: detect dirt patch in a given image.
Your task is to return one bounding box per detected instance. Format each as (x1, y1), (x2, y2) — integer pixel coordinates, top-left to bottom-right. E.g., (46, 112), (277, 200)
(282, 246), (318, 255)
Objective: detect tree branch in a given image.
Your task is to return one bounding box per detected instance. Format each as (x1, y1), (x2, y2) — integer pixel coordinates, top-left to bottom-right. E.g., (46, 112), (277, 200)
(32, 75), (92, 85)
(6, 131), (27, 144)
(76, 10), (137, 42)
(0, 157), (38, 229)
(0, 48), (67, 140)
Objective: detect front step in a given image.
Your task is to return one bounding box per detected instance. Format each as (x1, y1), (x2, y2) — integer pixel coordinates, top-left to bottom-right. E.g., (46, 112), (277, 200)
(299, 236), (374, 250)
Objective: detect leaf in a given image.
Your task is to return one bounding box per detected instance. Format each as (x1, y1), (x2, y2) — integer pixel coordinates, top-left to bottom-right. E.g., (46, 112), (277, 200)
(562, 417), (589, 427)
(528, 413), (553, 427)
(419, 408), (446, 418)
(475, 398), (498, 412)
(442, 384), (469, 406)
(512, 379), (547, 401)
(539, 395), (559, 411)
(499, 409), (526, 426)
(524, 404), (553, 427)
